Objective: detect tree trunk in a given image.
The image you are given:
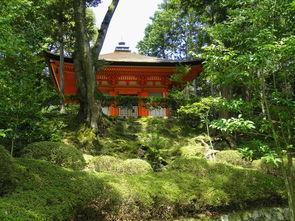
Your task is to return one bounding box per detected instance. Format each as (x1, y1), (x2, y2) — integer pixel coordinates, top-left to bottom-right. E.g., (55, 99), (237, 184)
(92, 0), (120, 60)
(282, 154), (295, 221)
(219, 85), (232, 119)
(73, 0), (99, 129)
(59, 36), (65, 113)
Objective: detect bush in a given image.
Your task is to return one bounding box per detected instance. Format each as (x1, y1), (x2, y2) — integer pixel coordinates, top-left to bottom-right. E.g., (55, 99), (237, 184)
(238, 140), (272, 161)
(215, 150), (250, 167)
(89, 156), (152, 175)
(21, 142), (86, 170)
(0, 145), (16, 196)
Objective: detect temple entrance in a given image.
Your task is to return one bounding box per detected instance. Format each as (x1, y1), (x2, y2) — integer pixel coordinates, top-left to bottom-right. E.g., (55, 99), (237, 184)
(118, 94), (138, 118)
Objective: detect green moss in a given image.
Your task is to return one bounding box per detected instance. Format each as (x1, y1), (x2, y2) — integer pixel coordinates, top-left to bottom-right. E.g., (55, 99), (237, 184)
(252, 159), (282, 177)
(89, 156), (152, 175)
(215, 150), (250, 167)
(21, 142), (86, 170)
(180, 144), (208, 158)
(0, 146), (16, 196)
(89, 155), (124, 173)
(0, 158), (105, 221)
(120, 159), (153, 175)
(0, 157), (286, 221)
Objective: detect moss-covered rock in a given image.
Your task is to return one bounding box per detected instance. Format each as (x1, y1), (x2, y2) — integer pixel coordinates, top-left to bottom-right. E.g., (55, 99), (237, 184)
(216, 150), (250, 167)
(21, 141), (86, 170)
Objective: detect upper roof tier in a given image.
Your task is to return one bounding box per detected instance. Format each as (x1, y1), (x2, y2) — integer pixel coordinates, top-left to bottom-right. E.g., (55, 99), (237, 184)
(44, 42), (203, 66)
(100, 41), (171, 63)
(99, 51), (170, 63)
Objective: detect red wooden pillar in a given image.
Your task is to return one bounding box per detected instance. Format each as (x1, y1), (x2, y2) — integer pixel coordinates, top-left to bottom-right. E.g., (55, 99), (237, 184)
(138, 92), (149, 117)
(109, 91), (119, 116)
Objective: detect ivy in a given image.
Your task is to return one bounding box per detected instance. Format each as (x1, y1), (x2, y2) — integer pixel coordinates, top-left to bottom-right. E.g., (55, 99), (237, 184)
(65, 94), (199, 110)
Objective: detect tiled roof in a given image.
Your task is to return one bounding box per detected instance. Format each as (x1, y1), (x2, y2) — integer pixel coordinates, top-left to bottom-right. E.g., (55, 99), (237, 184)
(99, 51), (171, 63)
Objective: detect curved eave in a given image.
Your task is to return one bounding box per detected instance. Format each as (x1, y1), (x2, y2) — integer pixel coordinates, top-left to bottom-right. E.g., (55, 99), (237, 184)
(43, 51), (204, 67)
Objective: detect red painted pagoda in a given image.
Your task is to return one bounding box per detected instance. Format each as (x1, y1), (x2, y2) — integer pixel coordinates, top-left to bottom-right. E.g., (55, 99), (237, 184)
(45, 42), (203, 117)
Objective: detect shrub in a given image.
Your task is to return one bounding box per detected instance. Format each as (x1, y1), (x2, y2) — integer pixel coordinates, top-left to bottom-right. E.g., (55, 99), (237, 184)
(21, 142), (86, 170)
(215, 150), (250, 167)
(238, 140), (272, 161)
(0, 145), (16, 195)
(89, 156), (153, 175)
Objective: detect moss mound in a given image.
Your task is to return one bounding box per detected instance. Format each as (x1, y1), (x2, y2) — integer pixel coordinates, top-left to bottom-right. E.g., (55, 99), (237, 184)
(120, 159), (153, 175)
(180, 144), (208, 158)
(0, 158), (104, 221)
(216, 150), (250, 167)
(252, 158), (281, 177)
(0, 157), (286, 221)
(89, 155), (123, 173)
(0, 146), (16, 196)
(89, 156), (152, 175)
(21, 141), (86, 170)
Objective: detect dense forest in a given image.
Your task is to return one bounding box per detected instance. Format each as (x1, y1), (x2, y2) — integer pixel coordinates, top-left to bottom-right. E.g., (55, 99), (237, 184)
(0, 0), (294, 220)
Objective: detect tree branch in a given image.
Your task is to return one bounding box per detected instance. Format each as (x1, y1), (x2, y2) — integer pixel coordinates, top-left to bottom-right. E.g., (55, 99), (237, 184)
(92, 0), (120, 60)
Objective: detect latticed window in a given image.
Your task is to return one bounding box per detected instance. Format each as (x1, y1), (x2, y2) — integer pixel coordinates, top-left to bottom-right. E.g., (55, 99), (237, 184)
(119, 106), (138, 118)
(149, 107), (166, 117)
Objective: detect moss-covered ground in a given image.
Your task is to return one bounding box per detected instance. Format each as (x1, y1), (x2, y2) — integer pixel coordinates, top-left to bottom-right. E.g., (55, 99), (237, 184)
(0, 114), (289, 220)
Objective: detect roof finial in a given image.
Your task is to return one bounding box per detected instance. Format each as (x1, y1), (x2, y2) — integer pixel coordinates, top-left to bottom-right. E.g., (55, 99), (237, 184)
(115, 41), (131, 52)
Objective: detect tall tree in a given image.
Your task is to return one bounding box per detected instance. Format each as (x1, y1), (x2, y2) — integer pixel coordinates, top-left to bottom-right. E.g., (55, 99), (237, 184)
(73, 0), (120, 130)
(137, 0), (208, 60)
(189, 0), (295, 218)
(0, 0), (60, 153)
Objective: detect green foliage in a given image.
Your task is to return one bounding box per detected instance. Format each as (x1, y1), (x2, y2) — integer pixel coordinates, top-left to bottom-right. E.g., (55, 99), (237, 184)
(170, 65), (191, 82)
(178, 97), (220, 121)
(21, 142), (86, 170)
(210, 115), (255, 134)
(137, 0), (208, 59)
(0, 146), (16, 196)
(0, 0), (64, 151)
(140, 133), (169, 170)
(238, 140), (273, 161)
(215, 150), (250, 167)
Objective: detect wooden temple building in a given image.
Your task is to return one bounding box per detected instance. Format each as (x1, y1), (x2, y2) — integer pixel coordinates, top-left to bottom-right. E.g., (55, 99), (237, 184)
(45, 42), (203, 117)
